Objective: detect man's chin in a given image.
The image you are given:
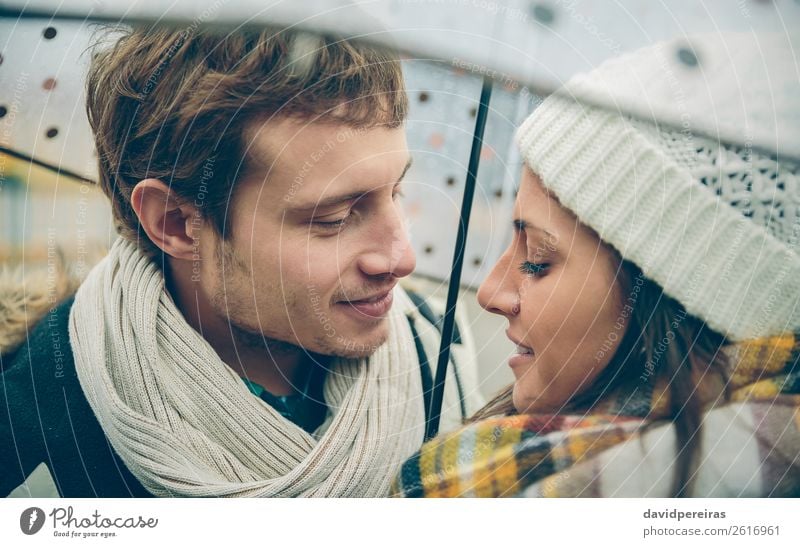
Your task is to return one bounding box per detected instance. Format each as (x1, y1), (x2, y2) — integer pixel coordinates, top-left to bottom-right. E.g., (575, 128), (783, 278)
(313, 321), (390, 359)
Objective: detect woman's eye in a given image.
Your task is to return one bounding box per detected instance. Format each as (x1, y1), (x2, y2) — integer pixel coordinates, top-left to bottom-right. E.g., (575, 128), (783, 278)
(519, 261), (550, 277)
(392, 186), (405, 200)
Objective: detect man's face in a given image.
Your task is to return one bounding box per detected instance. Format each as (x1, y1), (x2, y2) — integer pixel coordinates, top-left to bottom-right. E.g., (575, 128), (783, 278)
(196, 117), (416, 358)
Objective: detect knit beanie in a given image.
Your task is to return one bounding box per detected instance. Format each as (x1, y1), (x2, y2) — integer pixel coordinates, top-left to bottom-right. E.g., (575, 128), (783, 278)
(515, 33), (800, 341)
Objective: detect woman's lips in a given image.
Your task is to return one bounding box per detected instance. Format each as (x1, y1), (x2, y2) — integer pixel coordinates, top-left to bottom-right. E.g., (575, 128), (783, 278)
(508, 348), (534, 369)
(337, 289), (394, 319)
(506, 330), (534, 369)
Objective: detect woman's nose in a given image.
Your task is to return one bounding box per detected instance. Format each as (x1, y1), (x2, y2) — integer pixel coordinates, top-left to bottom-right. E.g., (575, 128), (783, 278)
(477, 253), (520, 317)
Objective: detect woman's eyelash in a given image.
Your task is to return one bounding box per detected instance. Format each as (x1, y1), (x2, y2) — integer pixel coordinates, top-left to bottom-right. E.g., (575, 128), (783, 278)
(519, 261), (550, 276)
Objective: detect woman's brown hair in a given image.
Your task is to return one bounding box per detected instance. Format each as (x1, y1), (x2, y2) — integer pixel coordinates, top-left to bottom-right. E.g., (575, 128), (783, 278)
(470, 259), (731, 497)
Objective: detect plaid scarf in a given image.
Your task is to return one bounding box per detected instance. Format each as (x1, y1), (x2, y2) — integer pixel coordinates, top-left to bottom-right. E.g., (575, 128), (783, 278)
(392, 334), (800, 497)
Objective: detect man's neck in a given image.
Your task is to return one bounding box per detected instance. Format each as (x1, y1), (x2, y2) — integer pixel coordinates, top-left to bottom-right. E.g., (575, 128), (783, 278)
(164, 258), (307, 396)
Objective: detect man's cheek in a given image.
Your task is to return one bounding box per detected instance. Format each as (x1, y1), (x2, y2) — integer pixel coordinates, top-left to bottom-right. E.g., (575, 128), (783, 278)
(307, 242), (351, 274)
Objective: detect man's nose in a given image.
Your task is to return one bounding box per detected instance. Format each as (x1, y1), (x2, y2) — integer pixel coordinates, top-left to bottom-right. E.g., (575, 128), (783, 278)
(357, 208), (416, 278)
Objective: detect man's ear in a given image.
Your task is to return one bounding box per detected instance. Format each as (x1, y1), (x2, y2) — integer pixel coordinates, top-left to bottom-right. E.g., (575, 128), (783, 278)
(130, 178), (201, 261)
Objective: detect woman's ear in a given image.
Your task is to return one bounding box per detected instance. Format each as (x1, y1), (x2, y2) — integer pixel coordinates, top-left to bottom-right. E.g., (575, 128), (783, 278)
(130, 178), (201, 261)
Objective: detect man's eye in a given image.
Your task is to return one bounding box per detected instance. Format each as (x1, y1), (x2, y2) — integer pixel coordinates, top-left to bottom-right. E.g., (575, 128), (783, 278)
(312, 213), (349, 229)
(519, 261), (550, 277)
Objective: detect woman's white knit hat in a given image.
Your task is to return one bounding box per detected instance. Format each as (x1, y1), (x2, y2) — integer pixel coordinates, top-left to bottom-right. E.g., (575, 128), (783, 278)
(515, 33), (800, 341)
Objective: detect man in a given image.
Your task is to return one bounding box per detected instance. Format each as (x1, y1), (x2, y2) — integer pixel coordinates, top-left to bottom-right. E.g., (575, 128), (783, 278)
(0, 25), (482, 497)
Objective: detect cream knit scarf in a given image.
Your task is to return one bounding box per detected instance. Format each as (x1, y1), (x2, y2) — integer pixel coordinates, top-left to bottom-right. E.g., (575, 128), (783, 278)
(68, 237), (425, 497)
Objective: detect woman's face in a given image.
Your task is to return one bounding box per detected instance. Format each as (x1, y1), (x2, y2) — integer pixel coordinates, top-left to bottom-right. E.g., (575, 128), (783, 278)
(477, 168), (629, 413)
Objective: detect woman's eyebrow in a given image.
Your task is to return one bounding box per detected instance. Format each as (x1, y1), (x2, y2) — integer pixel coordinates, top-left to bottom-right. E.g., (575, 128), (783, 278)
(512, 218), (555, 240)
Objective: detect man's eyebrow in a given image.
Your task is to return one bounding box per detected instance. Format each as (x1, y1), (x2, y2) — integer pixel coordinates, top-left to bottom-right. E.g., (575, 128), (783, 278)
(288, 157), (413, 212)
(397, 157), (413, 182)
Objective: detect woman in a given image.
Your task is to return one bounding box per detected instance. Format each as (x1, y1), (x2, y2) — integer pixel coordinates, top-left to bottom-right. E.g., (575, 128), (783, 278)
(393, 36), (800, 497)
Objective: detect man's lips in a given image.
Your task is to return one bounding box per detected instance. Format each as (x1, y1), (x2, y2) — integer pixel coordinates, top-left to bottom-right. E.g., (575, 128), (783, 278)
(337, 288), (395, 319)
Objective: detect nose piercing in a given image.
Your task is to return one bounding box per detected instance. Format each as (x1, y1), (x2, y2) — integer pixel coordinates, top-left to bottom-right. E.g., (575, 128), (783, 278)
(511, 302), (520, 315)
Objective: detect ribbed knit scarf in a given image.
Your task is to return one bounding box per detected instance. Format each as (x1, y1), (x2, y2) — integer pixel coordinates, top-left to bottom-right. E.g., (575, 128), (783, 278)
(69, 237), (425, 497)
(393, 334), (800, 497)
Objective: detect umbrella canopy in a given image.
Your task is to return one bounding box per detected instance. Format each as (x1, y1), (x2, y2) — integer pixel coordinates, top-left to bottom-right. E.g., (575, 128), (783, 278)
(3, 0), (799, 162)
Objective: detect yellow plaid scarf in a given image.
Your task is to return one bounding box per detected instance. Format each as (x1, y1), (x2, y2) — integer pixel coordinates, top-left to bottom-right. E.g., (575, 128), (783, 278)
(392, 334), (800, 497)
